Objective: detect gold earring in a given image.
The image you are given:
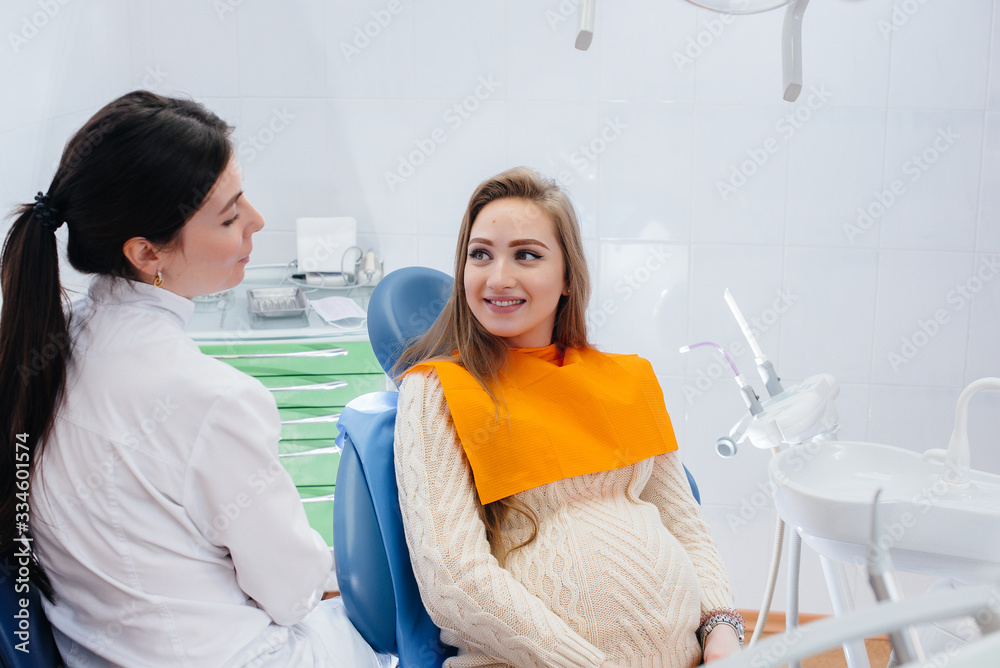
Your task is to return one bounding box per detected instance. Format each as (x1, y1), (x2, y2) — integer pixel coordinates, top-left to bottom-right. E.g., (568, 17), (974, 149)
(153, 270), (163, 287)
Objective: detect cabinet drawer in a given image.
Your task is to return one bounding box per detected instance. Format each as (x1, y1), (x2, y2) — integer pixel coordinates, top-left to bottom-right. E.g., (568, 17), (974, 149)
(279, 407), (340, 440)
(300, 486), (335, 546)
(201, 340), (380, 376)
(280, 440), (340, 487)
(261, 374), (386, 408)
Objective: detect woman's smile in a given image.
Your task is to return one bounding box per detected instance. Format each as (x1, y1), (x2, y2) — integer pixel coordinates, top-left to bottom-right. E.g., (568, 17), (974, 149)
(484, 297), (526, 313)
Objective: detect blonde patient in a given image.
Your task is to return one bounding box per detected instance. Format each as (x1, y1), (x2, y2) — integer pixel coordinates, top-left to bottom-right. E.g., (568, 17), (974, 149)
(393, 167), (743, 667)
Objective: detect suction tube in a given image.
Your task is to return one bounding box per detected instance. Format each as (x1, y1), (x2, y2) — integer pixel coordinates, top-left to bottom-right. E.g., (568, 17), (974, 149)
(750, 505), (785, 647)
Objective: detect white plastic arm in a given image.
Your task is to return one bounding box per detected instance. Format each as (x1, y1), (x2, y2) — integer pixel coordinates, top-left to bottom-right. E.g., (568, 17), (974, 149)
(781, 0), (809, 101)
(708, 584), (1000, 668)
(575, 0), (595, 50)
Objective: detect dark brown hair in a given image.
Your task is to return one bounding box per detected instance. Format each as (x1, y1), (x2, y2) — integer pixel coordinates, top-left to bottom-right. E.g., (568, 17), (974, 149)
(0, 91), (233, 596)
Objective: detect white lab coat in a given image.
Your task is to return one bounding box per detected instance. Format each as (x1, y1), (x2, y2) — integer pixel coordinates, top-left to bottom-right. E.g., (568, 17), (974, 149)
(31, 275), (385, 667)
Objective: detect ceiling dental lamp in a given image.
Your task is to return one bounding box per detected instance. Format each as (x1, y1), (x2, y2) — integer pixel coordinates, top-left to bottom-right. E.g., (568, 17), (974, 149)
(574, 0), (810, 102)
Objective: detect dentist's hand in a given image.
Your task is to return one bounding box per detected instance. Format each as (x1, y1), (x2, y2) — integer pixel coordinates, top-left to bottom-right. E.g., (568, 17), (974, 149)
(702, 624), (742, 663)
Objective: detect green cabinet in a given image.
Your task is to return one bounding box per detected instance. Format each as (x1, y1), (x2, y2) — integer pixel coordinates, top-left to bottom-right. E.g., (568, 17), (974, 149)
(201, 339), (384, 545)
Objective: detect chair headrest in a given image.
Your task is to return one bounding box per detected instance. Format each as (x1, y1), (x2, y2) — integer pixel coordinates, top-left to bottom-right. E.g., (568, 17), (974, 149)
(366, 267), (453, 377)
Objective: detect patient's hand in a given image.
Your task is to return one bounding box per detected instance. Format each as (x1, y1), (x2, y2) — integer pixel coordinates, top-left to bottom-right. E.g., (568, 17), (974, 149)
(702, 624), (742, 663)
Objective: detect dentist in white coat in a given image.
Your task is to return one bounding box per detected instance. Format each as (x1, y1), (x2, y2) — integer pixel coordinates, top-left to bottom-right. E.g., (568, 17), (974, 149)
(0, 91), (389, 668)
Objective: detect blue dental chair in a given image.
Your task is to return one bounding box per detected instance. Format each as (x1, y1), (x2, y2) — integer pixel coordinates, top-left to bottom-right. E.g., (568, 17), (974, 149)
(333, 266), (700, 667)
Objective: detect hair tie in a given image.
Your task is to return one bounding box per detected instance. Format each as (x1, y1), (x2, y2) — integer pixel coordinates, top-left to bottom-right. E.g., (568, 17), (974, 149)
(33, 192), (64, 232)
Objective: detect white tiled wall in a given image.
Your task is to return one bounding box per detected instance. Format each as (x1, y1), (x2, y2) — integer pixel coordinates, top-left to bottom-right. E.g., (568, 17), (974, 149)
(2, 0), (998, 616)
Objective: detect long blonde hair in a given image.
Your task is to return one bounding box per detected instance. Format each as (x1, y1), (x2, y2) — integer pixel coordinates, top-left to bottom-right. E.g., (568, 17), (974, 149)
(395, 166), (591, 560)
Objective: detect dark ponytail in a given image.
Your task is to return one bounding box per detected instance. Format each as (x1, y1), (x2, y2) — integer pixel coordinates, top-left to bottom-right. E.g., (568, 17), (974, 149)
(0, 200), (69, 598)
(0, 91), (234, 598)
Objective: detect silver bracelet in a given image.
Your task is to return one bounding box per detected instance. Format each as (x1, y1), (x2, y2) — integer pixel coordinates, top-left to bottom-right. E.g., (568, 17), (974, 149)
(697, 608), (745, 648)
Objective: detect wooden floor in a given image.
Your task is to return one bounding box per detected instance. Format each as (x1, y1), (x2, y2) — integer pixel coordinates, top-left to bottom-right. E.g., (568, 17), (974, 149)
(799, 638), (890, 668)
(743, 610), (892, 668)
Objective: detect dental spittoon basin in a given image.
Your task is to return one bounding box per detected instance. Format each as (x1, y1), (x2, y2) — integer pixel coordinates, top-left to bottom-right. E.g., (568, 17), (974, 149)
(770, 378), (1000, 584)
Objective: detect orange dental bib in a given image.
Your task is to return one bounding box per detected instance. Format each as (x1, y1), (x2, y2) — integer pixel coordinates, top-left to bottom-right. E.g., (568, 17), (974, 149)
(408, 345), (678, 504)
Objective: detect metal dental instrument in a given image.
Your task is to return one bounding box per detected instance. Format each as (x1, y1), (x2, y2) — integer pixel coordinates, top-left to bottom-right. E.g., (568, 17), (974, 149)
(867, 489), (926, 665)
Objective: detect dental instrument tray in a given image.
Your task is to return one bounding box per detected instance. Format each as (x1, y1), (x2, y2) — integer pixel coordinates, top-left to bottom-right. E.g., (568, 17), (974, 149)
(247, 287), (309, 318)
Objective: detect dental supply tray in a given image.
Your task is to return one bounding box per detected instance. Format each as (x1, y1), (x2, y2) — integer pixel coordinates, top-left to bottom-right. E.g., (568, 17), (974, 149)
(247, 287), (309, 318)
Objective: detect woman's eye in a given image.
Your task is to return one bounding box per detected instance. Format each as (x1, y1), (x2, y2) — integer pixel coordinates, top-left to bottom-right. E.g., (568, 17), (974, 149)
(468, 249), (490, 261)
(515, 250), (541, 261)
(222, 193), (245, 226)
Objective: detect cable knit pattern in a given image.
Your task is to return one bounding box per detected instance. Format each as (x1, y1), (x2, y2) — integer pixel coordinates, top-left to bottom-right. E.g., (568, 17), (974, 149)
(395, 370), (735, 668)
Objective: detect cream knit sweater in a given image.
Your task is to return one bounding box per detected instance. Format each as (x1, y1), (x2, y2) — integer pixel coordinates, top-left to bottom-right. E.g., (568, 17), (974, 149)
(395, 370), (734, 668)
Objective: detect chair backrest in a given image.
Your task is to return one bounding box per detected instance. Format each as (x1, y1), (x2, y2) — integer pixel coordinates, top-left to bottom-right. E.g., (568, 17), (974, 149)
(0, 567), (63, 667)
(365, 266), (453, 382)
(334, 267), (457, 667)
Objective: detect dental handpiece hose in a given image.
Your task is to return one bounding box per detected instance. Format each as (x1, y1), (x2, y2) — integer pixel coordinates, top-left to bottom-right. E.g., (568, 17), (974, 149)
(678, 342), (763, 415)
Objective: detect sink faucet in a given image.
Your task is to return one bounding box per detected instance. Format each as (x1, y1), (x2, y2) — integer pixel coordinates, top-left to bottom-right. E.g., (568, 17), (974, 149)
(943, 377), (1000, 488)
